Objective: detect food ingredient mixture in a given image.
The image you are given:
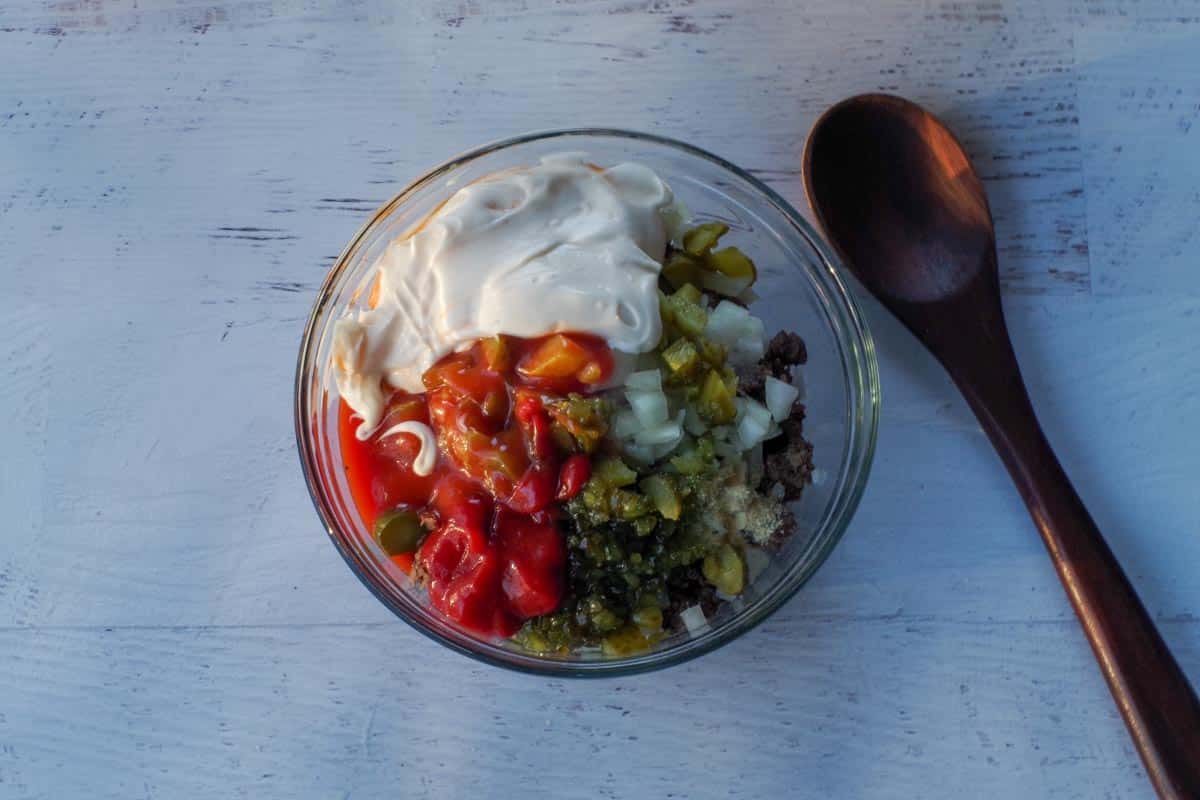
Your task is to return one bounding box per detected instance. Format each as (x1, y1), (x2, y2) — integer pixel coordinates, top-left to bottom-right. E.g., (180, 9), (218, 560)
(333, 155), (813, 655)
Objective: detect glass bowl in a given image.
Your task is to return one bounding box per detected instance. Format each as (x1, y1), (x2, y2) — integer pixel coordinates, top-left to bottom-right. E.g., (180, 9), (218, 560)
(295, 129), (879, 676)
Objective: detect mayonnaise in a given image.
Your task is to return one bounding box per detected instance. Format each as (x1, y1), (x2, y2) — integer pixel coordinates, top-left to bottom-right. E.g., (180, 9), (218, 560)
(333, 153), (682, 439)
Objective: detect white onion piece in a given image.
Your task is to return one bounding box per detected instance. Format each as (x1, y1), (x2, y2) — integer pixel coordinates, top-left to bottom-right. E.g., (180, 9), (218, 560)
(683, 405), (708, 436)
(622, 441), (655, 464)
(634, 415), (683, 446)
(680, 605), (708, 635)
(732, 316), (766, 365)
(612, 408), (641, 439)
(764, 376), (800, 422)
(705, 301), (766, 366)
(744, 397), (773, 428)
(705, 301), (750, 347)
(711, 428), (742, 459)
(624, 369), (662, 393)
(650, 440), (681, 462)
(737, 413), (771, 451)
(627, 389), (669, 427)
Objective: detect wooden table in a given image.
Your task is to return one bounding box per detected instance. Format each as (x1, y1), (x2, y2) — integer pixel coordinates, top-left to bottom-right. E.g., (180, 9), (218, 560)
(2, 2), (1197, 797)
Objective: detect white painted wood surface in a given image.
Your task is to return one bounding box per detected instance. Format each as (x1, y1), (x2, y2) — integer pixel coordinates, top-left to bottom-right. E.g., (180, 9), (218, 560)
(1, 1), (1197, 797)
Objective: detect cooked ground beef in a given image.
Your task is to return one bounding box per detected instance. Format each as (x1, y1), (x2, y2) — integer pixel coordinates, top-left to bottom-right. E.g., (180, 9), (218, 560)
(761, 402), (814, 503)
(740, 330), (809, 399)
(762, 330), (808, 379)
(766, 505), (799, 551)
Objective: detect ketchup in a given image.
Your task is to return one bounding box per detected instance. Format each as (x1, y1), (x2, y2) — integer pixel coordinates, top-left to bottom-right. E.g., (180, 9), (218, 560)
(338, 333), (612, 637)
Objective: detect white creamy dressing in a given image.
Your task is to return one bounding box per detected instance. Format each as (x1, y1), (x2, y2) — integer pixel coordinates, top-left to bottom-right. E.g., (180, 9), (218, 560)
(333, 153), (682, 441)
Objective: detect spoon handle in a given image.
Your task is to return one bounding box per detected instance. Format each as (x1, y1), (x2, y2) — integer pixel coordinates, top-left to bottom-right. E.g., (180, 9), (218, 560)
(957, 353), (1200, 799)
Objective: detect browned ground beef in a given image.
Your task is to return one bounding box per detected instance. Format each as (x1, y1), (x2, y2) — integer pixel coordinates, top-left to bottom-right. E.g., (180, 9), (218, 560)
(739, 330), (809, 399)
(744, 330), (816, 545)
(762, 403), (815, 502)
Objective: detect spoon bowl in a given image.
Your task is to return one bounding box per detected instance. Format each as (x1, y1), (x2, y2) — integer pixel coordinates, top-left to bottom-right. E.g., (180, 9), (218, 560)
(804, 93), (1200, 800)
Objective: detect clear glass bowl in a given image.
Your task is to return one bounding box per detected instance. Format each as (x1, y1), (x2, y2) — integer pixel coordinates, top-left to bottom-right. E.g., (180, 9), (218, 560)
(295, 129), (879, 676)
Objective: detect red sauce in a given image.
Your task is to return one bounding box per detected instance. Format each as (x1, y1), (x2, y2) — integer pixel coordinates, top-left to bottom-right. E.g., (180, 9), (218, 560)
(338, 333), (612, 637)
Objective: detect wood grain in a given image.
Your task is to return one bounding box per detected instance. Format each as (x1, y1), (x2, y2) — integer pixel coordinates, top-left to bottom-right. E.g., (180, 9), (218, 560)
(1, 1), (1198, 797)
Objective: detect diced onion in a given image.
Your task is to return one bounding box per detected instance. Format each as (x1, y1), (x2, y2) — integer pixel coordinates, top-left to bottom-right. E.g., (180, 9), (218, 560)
(711, 427), (742, 459)
(627, 389), (669, 427)
(737, 413), (771, 451)
(683, 405), (708, 436)
(705, 301), (766, 366)
(744, 397), (772, 428)
(705, 301), (750, 347)
(612, 408), (641, 439)
(650, 440), (682, 462)
(622, 441), (656, 464)
(764, 376), (800, 422)
(624, 369), (662, 393)
(680, 605), (708, 635)
(735, 398), (773, 450)
(634, 414), (683, 447)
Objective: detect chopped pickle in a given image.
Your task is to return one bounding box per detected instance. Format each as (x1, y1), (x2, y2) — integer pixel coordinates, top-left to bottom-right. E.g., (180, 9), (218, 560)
(697, 369), (736, 424)
(702, 543), (746, 596)
(682, 222), (729, 257)
(581, 595), (625, 634)
(707, 246), (757, 281)
(633, 516), (658, 536)
(611, 488), (655, 520)
(721, 366), (739, 395)
(632, 606), (664, 634)
(593, 457), (638, 488)
(546, 394), (610, 453)
(479, 335), (510, 372)
(660, 337), (700, 379)
(666, 294), (708, 338)
(373, 509), (426, 556)
(601, 625), (659, 657)
(640, 474), (681, 520)
(669, 437), (716, 475)
(673, 282), (703, 305)
(504, 224), (797, 654)
(517, 334), (591, 378)
(696, 337), (728, 368)
(662, 252), (702, 290)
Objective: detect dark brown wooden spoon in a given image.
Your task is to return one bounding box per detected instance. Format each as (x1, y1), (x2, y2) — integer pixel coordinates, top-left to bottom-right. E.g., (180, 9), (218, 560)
(803, 93), (1200, 799)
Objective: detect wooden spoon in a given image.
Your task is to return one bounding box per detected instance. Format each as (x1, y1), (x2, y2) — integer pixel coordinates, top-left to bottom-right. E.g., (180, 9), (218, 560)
(803, 93), (1200, 799)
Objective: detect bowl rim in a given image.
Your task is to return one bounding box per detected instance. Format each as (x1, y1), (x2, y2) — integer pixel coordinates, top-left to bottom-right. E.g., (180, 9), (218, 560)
(294, 127), (880, 677)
